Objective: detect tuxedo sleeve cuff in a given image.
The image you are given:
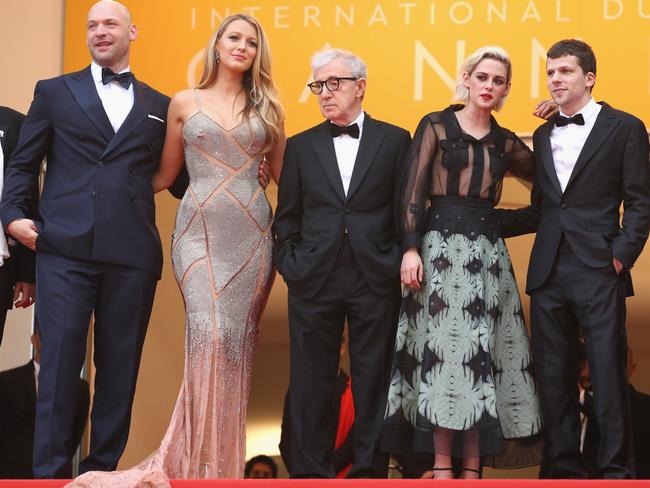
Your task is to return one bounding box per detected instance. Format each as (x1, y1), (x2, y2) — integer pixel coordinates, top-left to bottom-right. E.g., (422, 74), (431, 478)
(1, 209), (27, 233)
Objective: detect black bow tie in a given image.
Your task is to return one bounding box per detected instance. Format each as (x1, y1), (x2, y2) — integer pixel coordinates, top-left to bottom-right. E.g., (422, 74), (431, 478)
(329, 122), (360, 139)
(555, 113), (585, 127)
(101, 67), (134, 89)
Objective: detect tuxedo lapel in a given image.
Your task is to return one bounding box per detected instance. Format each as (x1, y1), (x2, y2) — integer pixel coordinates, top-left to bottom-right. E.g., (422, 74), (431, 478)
(537, 122), (563, 196)
(64, 67), (114, 142)
(101, 78), (153, 159)
(565, 104), (619, 191)
(346, 115), (385, 200)
(309, 122), (346, 202)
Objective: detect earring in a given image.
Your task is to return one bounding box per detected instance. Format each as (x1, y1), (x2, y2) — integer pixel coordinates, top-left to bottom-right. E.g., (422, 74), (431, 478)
(214, 50), (220, 64)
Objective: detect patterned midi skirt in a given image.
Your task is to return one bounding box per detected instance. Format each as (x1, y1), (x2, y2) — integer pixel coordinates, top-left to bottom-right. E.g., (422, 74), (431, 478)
(382, 197), (542, 462)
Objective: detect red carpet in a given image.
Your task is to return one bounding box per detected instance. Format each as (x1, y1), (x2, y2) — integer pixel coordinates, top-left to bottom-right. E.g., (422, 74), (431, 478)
(2, 481), (650, 487)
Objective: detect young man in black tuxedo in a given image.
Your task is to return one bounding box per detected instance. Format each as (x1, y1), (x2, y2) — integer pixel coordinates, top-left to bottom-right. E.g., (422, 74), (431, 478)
(499, 39), (650, 479)
(273, 49), (411, 478)
(0, 107), (36, 348)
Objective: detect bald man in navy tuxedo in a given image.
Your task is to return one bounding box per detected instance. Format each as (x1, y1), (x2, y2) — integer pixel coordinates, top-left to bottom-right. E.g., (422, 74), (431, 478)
(0, 1), (175, 478)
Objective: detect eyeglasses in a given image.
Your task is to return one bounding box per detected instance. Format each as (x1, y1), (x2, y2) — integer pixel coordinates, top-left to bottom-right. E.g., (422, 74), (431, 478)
(307, 77), (358, 94)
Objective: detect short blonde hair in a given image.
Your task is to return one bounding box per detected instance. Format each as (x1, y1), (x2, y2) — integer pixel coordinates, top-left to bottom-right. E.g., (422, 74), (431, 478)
(453, 46), (512, 111)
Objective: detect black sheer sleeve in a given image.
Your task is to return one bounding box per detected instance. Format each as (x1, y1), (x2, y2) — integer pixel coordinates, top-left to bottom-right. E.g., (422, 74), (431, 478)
(506, 135), (534, 185)
(401, 115), (438, 250)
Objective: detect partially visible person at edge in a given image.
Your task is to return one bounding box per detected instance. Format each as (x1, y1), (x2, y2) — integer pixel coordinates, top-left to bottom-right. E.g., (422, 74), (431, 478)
(0, 106), (36, 349)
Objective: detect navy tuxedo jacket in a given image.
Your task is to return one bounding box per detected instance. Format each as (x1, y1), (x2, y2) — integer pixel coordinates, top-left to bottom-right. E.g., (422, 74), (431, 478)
(0, 67), (170, 277)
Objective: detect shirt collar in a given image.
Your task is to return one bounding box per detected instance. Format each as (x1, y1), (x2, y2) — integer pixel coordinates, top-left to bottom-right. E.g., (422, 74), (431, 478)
(559, 97), (599, 121)
(91, 61), (132, 85)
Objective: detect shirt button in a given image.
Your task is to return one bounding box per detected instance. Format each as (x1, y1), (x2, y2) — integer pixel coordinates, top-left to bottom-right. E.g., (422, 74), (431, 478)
(97, 161), (104, 168)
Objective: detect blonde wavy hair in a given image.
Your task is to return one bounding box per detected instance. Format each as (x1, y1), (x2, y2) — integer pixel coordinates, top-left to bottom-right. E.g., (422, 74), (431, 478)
(198, 13), (284, 152)
(453, 46), (512, 112)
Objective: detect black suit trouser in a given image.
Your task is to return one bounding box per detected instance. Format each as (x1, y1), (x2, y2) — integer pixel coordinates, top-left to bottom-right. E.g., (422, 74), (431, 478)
(33, 252), (157, 478)
(531, 242), (632, 479)
(287, 236), (399, 478)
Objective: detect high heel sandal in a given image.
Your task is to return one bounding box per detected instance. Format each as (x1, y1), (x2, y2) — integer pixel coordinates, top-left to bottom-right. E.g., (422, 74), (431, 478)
(430, 467), (454, 479)
(459, 467), (481, 479)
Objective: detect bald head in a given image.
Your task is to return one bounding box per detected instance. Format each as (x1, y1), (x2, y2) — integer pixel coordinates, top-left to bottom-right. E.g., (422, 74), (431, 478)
(89, 0), (132, 24)
(86, 0), (137, 72)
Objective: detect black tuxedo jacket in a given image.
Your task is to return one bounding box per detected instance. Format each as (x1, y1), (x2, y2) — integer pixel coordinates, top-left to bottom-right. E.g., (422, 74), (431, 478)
(273, 115), (411, 299)
(498, 102), (650, 293)
(0, 360), (89, 478)
(0, 67), (170, 277)
(0, 107), (36, 310)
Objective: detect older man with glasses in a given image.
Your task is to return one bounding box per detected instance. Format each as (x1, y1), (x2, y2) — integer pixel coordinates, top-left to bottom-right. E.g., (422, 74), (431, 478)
(273, 48), (411, 478)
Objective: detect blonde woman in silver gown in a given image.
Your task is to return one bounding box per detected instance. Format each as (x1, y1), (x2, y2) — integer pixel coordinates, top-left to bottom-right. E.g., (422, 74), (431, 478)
(71, 13), (285, 487)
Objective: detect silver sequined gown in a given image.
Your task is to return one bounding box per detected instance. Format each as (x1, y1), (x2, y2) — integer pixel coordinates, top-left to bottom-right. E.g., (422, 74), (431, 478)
(163, 109), (275, 479)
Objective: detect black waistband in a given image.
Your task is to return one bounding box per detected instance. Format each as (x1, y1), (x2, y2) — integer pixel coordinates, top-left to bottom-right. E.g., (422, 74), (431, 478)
(430, 195), (495, 209)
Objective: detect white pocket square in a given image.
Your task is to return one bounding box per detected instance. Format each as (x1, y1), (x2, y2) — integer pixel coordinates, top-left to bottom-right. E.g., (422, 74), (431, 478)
(148, 114), (164, 123)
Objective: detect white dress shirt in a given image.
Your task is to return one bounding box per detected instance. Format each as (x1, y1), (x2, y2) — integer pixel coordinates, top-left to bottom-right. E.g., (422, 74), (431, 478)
(332, 111), (364, 196)
(0, 141), (11, 266)
(550, 97), (601, 192)
(91, 62), (134, 133)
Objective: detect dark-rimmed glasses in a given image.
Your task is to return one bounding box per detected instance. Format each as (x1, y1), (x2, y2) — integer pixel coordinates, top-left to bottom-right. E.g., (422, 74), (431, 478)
(307, 77), (358, 94)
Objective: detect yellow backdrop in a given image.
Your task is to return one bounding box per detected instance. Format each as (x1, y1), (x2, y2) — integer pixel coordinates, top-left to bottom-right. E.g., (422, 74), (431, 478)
(65, 0), (650, 136)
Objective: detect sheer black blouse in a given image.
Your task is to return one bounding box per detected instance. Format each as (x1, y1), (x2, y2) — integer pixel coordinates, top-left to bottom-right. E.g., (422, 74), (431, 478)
(401, 105), (534, 249)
